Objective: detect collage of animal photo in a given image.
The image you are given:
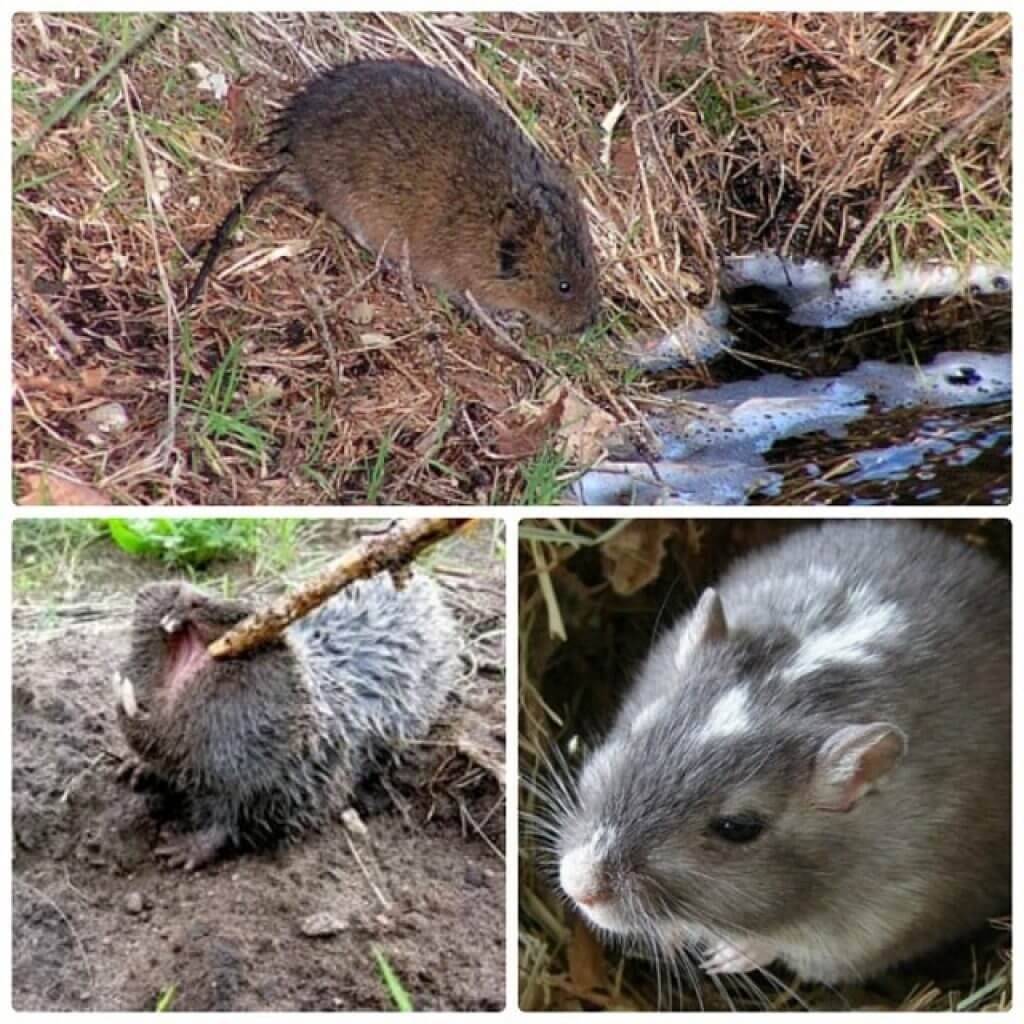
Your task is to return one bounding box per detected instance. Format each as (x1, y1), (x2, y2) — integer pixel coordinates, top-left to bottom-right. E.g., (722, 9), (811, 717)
(9, 8), (1013, 1017)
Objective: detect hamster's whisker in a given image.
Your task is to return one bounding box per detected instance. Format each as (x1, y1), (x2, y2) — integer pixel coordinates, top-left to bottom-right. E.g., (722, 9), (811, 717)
(648, 569), (687, 650)
(523, 744), (579, 808)
(729, 963), (775, 1012)
(706, 964), (742, 1011)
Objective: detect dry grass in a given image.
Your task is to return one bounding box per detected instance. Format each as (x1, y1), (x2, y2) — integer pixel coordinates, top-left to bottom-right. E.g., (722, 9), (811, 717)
(519, 518), (1012, 1011)
(12, 13), (1010, 505)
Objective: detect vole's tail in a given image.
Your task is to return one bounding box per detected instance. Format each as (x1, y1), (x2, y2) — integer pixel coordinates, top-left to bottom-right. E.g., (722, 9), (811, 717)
(290, 573), (461, 767)
(183, 168), (283, 309)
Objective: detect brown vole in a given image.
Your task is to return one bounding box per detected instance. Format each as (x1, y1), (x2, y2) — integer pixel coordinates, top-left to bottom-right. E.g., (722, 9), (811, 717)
(115, 573), (459, 870)
(187, 59), (601, 334)
(548, 522), (1010, 987)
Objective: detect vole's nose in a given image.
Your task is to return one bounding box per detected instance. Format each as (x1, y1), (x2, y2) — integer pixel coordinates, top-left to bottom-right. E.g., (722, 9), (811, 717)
(559, 845), (612, 908)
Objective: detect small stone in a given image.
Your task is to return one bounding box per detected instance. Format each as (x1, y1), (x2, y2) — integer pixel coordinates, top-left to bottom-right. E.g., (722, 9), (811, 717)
(123, 891), (145, 915)
(464, 863), (486, 888)
(300, 912), (347, 938)
(83, 401), (129, 438)
(341, 808), (368, 837)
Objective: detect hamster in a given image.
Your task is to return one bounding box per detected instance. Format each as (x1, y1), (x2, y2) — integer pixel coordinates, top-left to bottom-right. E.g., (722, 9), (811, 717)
(552, 521), (1010, 985)
(187, 59), (601, 335)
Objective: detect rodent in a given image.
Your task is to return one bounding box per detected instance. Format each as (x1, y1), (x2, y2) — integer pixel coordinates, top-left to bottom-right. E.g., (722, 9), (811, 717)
(187, 59), (601, 335)
(114, 572), (459, 870)
(552, 521), (1010, 986)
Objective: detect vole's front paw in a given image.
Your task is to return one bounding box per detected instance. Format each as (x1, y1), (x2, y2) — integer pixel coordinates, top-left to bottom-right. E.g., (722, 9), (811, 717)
(700, 937), (777, 975)
(155, 825), (228, 872)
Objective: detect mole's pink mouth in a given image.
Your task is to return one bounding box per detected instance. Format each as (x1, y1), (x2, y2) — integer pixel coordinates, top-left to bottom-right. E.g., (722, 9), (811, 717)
(164, 624), (212, 692)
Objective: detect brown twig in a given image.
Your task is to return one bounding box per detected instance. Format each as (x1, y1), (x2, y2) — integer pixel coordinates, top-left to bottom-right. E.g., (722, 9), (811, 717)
(208, 517), (474, 658)
(462, 290), (545, 369)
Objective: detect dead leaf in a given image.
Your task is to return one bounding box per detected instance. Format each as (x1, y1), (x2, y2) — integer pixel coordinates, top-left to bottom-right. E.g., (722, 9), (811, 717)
(601, 520), (676, 595)
(567, 915), (610, 996)
(541, 384), (616, 465)
(20, 472), (111, 506)
(80, 366), (109, 392)
(492, 390), (566, 458)
(611, 137), (639, 179)
(450, 372), (507, 411)
(18, 374), (75, 399)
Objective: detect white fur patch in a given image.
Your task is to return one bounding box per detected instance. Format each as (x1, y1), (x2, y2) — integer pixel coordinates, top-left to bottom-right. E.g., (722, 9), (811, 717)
(581, 739), (624, 790)
(559, 844), (596, 900)
(701, 686), (750, 739)
(673, 622), (696, 670)
(785, 587), (905, 681)
(560, 826), (625, 930)
(631, 697), (666, 734)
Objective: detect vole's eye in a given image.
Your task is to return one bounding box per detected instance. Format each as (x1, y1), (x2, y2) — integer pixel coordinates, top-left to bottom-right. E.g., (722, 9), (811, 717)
(559, 279), (572, 295)
(709, 814), (765, 843)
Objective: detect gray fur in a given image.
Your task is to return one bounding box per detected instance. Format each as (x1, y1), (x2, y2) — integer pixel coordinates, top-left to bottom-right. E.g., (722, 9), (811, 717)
(557, 522), (1010, 984)
(119, 573), (459, 867)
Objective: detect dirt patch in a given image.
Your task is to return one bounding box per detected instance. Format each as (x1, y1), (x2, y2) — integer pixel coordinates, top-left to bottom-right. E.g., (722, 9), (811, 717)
(12, 554), (505, 1011)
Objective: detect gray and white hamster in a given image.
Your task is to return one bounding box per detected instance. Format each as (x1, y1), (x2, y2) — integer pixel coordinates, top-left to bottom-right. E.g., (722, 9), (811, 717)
(554, 521), (1010, 985)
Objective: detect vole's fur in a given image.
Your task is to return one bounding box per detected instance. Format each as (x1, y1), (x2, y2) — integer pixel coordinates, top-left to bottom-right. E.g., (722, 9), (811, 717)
(117, 573), (459, 870)
(188, 59), (600, 335)
(554, 522), (1010, 986)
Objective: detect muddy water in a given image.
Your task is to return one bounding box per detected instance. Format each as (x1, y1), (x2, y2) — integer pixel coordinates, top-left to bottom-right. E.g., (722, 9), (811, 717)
(580, 299), (1010, 506)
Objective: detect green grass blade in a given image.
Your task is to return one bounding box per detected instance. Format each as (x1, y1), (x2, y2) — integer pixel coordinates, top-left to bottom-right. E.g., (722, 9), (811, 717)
(373, 948), (413, 1012)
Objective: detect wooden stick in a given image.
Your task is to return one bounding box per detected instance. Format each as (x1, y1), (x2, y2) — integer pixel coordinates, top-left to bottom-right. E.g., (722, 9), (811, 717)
(208, 517), (474, 659)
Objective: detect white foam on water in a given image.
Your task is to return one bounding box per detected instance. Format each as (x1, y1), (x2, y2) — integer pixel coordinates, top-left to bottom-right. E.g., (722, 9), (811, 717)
(722, 253), (1011, 329)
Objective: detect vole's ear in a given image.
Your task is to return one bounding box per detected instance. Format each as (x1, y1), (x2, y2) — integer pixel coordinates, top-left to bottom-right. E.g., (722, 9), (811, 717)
(673, 588), (728, 669)
(497, 199), (537, 279)
(811, 723), (907, 812)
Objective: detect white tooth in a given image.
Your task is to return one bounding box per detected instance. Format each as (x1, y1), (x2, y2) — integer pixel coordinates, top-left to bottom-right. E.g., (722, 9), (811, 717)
(160, 613), (181, 633)
(121, 676), (138, 718)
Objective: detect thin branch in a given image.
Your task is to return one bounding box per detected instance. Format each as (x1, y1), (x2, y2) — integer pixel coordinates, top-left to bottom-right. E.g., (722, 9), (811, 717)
(208, 517), (474, 659)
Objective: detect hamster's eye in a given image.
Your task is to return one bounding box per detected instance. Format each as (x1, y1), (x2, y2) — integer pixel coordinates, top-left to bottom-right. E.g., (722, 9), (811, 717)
(558, 279), (572, 295)
(709, 814), (765, 843)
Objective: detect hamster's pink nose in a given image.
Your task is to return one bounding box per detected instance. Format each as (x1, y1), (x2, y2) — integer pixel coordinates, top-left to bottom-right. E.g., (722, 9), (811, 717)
(559, 845), (611, 908)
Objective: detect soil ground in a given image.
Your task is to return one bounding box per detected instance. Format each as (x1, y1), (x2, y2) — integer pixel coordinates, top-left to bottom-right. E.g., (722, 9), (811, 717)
(12, 526), (506, 1011)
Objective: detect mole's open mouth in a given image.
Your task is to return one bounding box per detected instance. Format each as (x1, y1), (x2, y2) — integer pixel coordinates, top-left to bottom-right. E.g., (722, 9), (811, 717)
(163, 624), (212, 692)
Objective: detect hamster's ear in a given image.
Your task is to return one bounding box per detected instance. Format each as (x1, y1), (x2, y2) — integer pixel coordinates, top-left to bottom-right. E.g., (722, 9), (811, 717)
(811, 723), (907, 812)
(673, 588), (728, 669)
